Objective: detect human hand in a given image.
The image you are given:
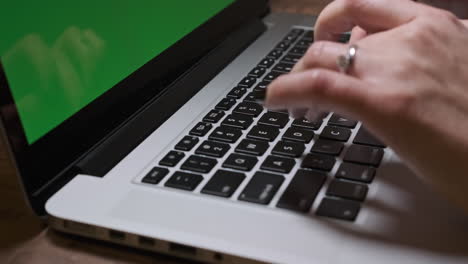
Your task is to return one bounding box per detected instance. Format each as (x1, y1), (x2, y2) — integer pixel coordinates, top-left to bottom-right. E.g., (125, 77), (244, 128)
(265, 0), (468, 214)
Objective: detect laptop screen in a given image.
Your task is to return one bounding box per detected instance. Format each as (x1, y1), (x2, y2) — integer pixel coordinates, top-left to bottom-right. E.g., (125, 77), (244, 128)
(1, 0), (234, 144)
(0, 0), (267, 214)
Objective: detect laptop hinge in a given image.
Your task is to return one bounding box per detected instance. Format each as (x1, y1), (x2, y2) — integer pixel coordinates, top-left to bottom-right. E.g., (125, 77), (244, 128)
(73, 19), (266, 177)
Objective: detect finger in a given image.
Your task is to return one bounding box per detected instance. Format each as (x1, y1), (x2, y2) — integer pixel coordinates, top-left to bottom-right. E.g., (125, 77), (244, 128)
(349, 26), (367, 43)
(289, 108), (308, 119)
(305, 108), (323, 122)
(290, 41), (350, 74)
(266, 69), (376, 119)
(302, 41), (356, 73)
(315, 0), (434, 41)
(290, 58), (305, 74)
(461, 19), (468, 28)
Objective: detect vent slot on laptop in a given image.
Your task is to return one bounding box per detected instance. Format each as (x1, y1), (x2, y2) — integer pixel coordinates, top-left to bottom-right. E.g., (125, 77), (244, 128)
(214, 252), (224, 261)
(63, 220), (96, 236)
(108, 230), (126, 241)
(138, 236), (156, 247)
(169, 242), (197, 256)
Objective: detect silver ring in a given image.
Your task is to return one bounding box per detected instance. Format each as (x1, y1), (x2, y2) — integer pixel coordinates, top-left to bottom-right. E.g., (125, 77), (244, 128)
(337, 44), (358, 74)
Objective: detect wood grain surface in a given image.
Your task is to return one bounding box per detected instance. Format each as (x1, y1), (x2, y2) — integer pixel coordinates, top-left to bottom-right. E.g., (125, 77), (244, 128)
(0, 1), (331, 263)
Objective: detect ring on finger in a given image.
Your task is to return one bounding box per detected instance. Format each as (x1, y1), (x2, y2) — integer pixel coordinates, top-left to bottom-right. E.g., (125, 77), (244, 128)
(336, 44), (358, 74)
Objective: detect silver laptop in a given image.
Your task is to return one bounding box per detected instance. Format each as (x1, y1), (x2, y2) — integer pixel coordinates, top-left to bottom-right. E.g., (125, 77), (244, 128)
(1, 1), (468, 263)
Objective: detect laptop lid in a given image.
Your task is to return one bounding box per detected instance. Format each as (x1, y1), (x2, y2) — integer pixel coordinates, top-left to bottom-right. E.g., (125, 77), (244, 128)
(0, 0), (269, 215)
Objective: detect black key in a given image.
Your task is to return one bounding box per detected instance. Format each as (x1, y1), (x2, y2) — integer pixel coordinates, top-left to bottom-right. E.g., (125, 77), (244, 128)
(244, 91), (266, 103)
(175, 136), (199, 151)
(289, 46), (307, 56)
(311, 139), (344, 156)
(267, 49), (283, 60)
(227, 86), (247, 99)
(284, 31), (301, 42)
(302, 30), (314, 41)
(233, 102), (263, 117)
(292, 118), (322, 130)
(302, 153), (336, 171)
(203, 110), (225, 124)
(258, 58), (275, 68)
(270, 108), (290, 114)
(353, 127), (386, 148)
(247, 125), (280, 142)
(320, 126), (351, 142)
(276, 41), (292, 51)
(283, 127), (314, 143)
(281, 54), (302, 64)
(254, 81), (270, 91)
(272, 63), (293, 73)
(263, 71), (285, 82)
(195, 141), (230, 158)
(296, 38), (312, 48)
(142, 167), (169, 185)
(290, 28), (305, 35)
(328, 114), (357, 128)
(239, 172), (285, 205)
(181, 155), (217, 173)
(316, 198), (360, 221)
(209, 126), (242, 144)
(215, 98), (237, 111)
(336, 163), (376, 183)
(248, 67), (266, 78)
(327, 180), (368, 201)
(222, 113), (253, 130)
(277, 170), (326, 212)
(283, 36), (298, 44)
(201, 170), (246, 198)
(223, 153), (258, 172)
(258, 112), (289, 128)
(338, 33), (351, 43)
(189, 122), (213, 137)
(344, 145), (384, 167)
(238, 76), (257, 88)
(165, 171), (203, 191)
(261, 155), (296, 174)
(272, 140), (305, 158)
(235, 139), (269, 156)
(159, 151), (185, 167)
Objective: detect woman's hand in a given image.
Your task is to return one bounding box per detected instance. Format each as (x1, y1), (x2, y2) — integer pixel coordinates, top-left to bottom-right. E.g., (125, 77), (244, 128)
(265, 0), (468, 213)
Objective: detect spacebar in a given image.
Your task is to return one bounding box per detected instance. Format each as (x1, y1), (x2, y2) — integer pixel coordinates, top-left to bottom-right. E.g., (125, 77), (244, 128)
(276, 169), (326, 212)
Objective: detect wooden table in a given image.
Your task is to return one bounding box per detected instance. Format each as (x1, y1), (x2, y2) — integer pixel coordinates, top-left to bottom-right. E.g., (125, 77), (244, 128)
(0, 1), (331, 263)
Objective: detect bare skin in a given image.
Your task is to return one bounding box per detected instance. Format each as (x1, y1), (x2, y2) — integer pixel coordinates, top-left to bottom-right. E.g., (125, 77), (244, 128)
(266, 0), (468, 214)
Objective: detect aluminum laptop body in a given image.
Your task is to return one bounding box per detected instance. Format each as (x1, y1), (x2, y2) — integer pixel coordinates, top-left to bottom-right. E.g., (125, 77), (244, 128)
(1, 1), (468, 263)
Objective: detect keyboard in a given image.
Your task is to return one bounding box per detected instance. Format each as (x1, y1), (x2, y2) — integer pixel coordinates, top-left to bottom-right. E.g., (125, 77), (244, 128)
(138, 28), (386, 222)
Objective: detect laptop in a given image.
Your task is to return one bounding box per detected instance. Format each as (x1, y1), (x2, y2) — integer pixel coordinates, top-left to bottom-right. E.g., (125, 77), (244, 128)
(1, 1), (468, 263)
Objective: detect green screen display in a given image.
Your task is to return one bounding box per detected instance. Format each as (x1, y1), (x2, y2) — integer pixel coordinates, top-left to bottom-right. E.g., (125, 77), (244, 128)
(0, 0), (234, 144)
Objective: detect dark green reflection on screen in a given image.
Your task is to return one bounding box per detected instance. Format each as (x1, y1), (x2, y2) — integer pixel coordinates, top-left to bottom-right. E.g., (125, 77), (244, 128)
(0, 0), (233, 144)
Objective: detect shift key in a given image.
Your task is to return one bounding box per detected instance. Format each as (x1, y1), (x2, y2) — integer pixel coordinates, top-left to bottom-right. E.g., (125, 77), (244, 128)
(239, 172), (284, 205)
(277, 170), (326, 212)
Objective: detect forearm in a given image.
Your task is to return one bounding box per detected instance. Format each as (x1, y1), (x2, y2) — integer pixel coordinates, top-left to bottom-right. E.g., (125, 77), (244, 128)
(417, 0), (468, 18)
